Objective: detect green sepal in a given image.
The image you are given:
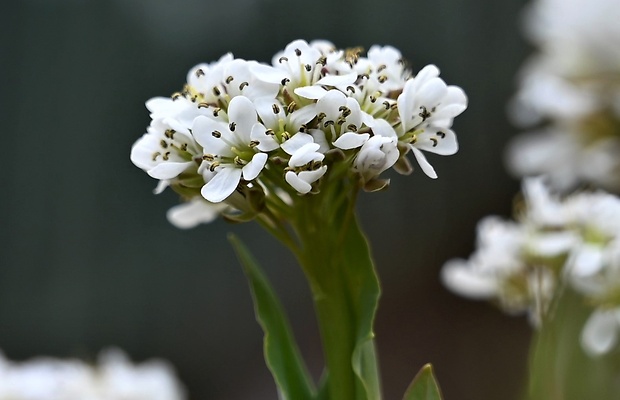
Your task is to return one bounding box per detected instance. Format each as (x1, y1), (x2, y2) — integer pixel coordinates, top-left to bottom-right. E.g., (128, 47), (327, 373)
(403, 364), (444, 400)
(229, 234), (315, 400)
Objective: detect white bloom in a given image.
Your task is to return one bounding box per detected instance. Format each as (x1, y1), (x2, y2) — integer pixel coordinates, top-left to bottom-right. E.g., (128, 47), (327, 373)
(396, 65), (466, 178)
(0, 349), (185, 400)
(252, 39), (325, 90)
(193, 96), (270, 202)
(281, 132), (327, 194)
(130, 118), (202, 183)
(166, 197), (229, 228)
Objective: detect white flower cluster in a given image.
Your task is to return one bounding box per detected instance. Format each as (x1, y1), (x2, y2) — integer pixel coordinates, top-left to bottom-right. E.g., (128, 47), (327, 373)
(442, 178), (620, 356)
(506, 0), (620, 193)
(0, 349), (186, 400)
(131, 40), (467, 228)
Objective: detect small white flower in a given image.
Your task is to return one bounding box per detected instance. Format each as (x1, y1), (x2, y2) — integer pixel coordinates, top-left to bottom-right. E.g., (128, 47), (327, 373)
(130, 118), (202, 182)
(281, 132), (327, 194)
(193, 96), (269, 203)
(395, 65), (467, 178)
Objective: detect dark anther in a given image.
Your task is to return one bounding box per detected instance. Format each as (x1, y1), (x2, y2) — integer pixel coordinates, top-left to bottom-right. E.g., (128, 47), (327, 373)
(418, 106), (431, 121)
(226, 76), (234, 84)
(212, 87), (221, 96)
(160, 140), (168, 149)
(212, 108), (221, 117)
(229, 122), (236, 132)
(287, 101), (297, 113)
(436, 131), (446, 139)
(281, 78), (290, 86)
(430, 138), (438, 147)
(347, 124), (358, 132)
(195, 69), (205, 77)
(198, 102), (209, 109)
(162, 152), (171, 161)
(383, 101), (391, 110)
(305, 64), (312, 72)
(294, 48), (302, 56)
(272, 104), (281, 114)
(324, 120), (335, 127)
(239, 82), (249, 90)
(212, 130), (222, 138)
(346, 85), (356, 93)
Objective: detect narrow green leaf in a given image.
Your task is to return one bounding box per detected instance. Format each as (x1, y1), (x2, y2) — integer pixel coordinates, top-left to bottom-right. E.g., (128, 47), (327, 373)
(403, 364), (444, 400)
(229, 234), (315, 400)
(341, 216), (382, 400)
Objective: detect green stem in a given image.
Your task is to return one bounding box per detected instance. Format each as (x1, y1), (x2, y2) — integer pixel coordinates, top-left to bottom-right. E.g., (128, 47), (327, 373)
(292, 183), (381, 400)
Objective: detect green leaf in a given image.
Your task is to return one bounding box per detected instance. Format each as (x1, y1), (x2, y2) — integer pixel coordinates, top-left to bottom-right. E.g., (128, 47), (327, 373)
(343, 217), (382, 400)
(403, 364), (444, 400)
(229, 234), (315, 400)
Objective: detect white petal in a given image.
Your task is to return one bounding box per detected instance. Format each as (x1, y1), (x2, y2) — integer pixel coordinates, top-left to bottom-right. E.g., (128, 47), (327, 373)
(285, 171), (312, 194)
(251, 64), (288, 84)
(570, 244), (605, 277)
(281, 132), (313, 155)
(289, 143), (323, 167)
(148, 161), (193, 180)
(251, 123), (279, 152)
(415, 129), (458, 155)
(294, 86), (328, 100)
(418, 78), (448, 107)
(316, 72), (358, 86)
(166, 198), (223, 229)
(333, 132), (370, 150)
(192, 116), (229, 154)
(410, 146), (438, 179)
(582, 309), (620, 356)
(228, 96), (258, 141)
(298, 166), (327, 185)
(441, 260), (498, 299)
(309, 129), (330, 153)
(242, 153), (268, 181)
(201, 167), (242, 203)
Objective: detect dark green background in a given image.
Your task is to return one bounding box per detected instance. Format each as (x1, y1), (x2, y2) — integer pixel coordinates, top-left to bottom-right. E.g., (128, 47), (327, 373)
(1, 0), (531, 398)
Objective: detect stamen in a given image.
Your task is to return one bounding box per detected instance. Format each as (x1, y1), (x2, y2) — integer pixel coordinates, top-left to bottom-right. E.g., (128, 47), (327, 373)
(203, 154), (215, 161)
(430, 138), (438, 147)
(377, 64), (387, 72)
(212, 130), (222, 138)
(347, 124), (358, 132)
(162, 152), (171, 161)
(436, 131), (446, 138)
(152, 152), (160, 161)
(160, 140), (168, 148)
(287, 101), (297, 113)
(226, 76), (234, 84)
(324, 120), (335, 127)
(378, 75), (388, 83)
(265, 129), (275, 136)
(209, 162), (221, 172)
(249, 140), (260, 148)
(229, 122), (236, 131)
(195, 69), (205, 77)
(239, 82), (249, 90)
(278, 56), (288, 63)
(212, 87), (221, 96)
(419, 106), (431, 121)
(305, 64), (312, 72)
(346, 85), (356, 93)
(171, 92), (182, 100)
(272, 104), (281, 114)
(294, 48), (302, 56)
(198, 102), (209, 109)
(164, 129), (175, 139)
(212, 107), (221, 117)
(281, 78), (290, 86)
(317, 112), (326, 122)
(383, 101), (391, 110)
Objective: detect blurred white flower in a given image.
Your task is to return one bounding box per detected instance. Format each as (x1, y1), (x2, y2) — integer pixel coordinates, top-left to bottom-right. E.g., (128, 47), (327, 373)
(507, 0), (620, 193)
(0, 349), (185, 400)
(442, 178), (620, 350)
